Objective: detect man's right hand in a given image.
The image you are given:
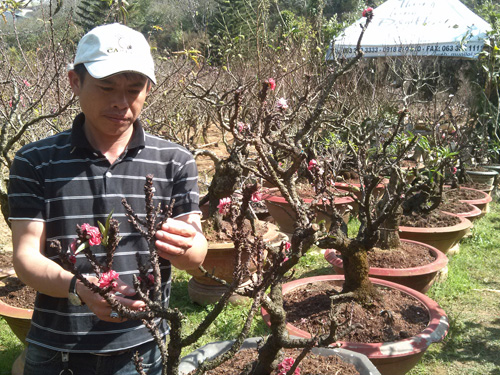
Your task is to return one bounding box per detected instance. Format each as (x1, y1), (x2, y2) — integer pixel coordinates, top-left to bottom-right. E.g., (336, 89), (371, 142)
(76, 276), (146, 322)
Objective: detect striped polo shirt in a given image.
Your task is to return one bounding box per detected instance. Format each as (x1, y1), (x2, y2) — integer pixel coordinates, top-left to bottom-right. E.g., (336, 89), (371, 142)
(8, 113), (201, 352)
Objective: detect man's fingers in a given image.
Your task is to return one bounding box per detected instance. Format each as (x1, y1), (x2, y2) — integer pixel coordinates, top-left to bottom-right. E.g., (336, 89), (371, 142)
(113, 278), (137, 296)
(159, 219), (196, 238)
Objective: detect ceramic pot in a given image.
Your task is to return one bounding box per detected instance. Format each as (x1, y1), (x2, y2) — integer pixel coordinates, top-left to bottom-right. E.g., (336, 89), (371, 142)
(187, 222), (285, 305)
(324, 239), (448, 294)
(398, 214), (472, 255)
(263, 188), (353, 234)
(262, 275), (448, 375)
(455, 186), (492, 215)
(179, 337), (381, 375)
(465, 169), (498, 187)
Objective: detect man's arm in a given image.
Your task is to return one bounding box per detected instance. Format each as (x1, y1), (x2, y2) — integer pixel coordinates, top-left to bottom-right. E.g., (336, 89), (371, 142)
(12, 220), (146, 322)
(154, 213), (207, 270)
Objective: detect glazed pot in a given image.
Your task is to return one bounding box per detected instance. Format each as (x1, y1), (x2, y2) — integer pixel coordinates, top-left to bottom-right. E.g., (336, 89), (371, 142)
(179, 337), (381, 375)
(398, 214), (472, 255)
(263, 188), (353, 234)
(187, 222), (285, 305)
(465, 169), (498, 187)
(324, 239), (448, 294)
(262, 275), (448, 375)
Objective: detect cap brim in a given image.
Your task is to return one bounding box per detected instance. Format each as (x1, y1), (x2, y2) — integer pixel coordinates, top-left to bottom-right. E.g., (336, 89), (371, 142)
(84, 58), (156, 85)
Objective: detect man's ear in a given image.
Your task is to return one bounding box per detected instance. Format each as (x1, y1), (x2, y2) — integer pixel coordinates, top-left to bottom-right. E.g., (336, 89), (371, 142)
(68, 70), (82, 95)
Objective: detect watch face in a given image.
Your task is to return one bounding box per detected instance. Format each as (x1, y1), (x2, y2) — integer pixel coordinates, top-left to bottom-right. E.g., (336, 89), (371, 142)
(68, 292), (82, 306)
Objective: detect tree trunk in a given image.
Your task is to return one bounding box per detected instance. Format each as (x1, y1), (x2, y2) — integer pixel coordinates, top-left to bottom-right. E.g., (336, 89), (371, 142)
(341, 240), (378, 303)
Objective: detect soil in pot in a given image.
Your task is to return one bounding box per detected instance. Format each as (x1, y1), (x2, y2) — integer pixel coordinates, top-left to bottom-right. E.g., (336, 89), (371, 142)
(188, 348), (360, 375)
(399, 210), (461, 228)
(444, 187), (486, 201)
(283, 281), (428, 344)
(0, 276), (36, 309)
(367, 241), (435, 269)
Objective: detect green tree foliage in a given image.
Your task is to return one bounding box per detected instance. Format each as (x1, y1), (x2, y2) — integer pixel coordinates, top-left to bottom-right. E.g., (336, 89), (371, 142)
(76, 0), (138, 32)
(207, 0), (270, 60)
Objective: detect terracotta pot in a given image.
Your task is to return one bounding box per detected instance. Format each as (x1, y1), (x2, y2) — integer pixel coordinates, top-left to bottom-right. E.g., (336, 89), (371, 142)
(262, 188), (353, 234)
(0, 297), (33, 345)
(398, 214), (472, 255)
(187, 222), (285, 305)
(441, 202), (482, 223)
(324, 239), (448, 294)
(179, 337), (381, 375)
(455, 186), (492, 215)
(262, 275), (448, 375)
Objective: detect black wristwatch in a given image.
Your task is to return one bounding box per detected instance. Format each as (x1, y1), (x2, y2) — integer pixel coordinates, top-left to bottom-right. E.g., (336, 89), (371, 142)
(68, 275), (83, 306)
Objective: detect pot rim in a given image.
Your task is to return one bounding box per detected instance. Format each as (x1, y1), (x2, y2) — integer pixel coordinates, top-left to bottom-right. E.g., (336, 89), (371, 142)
(324, 239), (448, 276)
(262, 187), (354, 205)
(0, 298), (33, 319)
(441, 203), (482, 220)
(453, 186), (492, 205)
(465, 169), (498, 176)
(179, 336), (381, 375)
(261, 275), (449, 359)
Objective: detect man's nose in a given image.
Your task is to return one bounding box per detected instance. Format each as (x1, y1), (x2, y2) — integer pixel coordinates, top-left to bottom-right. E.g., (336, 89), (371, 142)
(110, 90), (129, 109)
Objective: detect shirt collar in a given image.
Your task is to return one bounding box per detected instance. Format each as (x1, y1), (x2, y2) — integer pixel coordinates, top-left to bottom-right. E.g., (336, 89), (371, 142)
(70, 113), (146, 151)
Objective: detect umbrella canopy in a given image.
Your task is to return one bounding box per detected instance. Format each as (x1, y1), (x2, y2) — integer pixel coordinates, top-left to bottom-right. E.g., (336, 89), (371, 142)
(327, 0), (491, 60)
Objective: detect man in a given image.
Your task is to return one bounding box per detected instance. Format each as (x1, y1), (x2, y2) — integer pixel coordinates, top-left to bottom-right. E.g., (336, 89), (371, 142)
(8, 23), (207, 375)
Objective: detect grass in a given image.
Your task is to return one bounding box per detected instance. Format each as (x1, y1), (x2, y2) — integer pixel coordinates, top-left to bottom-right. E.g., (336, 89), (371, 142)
(2, 204), (500, 374)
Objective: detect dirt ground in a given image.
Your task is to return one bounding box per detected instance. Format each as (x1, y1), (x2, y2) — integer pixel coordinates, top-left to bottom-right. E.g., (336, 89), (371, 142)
(0, 216), (12, 255)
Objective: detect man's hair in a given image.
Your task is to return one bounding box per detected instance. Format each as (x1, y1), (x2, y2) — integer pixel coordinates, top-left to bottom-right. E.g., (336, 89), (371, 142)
(74, 63), (88, 84)
(73, 63), (152, 90)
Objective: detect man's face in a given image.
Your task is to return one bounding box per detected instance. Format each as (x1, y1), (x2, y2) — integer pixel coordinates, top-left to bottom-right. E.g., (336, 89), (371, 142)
(68, 70), (150, 139)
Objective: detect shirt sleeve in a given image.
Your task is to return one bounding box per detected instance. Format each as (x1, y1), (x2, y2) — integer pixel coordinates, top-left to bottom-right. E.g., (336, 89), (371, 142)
(8, 148), (46, 221)
(171, 153), (201, 218)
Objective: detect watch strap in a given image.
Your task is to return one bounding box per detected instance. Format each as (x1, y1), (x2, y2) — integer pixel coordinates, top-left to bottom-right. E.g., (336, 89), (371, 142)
(69, 275), (78, 294)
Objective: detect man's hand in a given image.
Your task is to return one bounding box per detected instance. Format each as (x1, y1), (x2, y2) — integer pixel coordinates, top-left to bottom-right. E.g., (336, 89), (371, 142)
(154, 214), (207, 270)
(155, 218), (197, 259)
(76, 277), (146, 323)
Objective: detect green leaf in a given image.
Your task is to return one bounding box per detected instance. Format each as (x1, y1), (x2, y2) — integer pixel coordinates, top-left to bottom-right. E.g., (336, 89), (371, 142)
(98, 221), (107, 246)
(75, 241), (89, 255)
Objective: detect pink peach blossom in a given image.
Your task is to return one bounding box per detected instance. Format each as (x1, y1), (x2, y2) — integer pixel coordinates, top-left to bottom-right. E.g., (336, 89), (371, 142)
(81, 223), (101, 246)
(362, 7), (373, 17)
(217, 197), (232, 214)
(251, 191), (263, 202)
(268, 78), (276, 90)
(276, 97), (288, 110)
(98, 270), (119, 288)
(307, 159), (318, 171)
(277, 357), (300, 375)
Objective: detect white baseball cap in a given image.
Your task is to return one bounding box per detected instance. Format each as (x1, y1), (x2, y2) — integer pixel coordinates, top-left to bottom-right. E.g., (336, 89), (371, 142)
(72, 23), (156, 84)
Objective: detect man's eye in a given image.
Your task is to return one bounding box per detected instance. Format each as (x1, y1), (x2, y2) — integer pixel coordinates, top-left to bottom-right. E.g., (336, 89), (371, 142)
(100, 86), (113, 91)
